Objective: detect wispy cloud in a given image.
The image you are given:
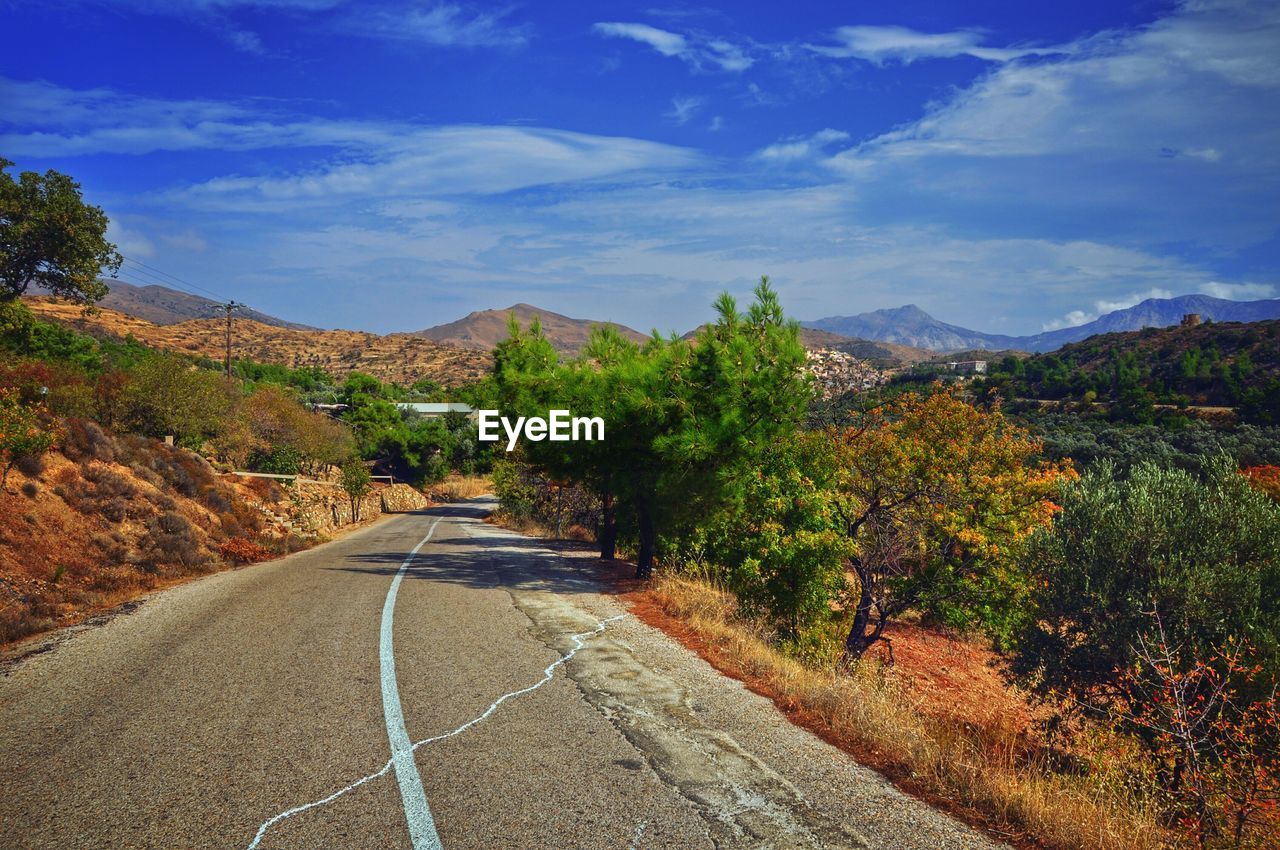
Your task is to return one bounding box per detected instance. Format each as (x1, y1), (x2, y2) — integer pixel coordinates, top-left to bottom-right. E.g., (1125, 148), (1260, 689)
(174, 126), (700, 208)
(0, 79), (403, 156)
(665, 95), (705, 125)
(345, 3), (531, 48)
(755, 128), (850, 162)
(806, 25), (1061, 65)
(592, 21), (753, 72)
(1200, 281), (1276, 300)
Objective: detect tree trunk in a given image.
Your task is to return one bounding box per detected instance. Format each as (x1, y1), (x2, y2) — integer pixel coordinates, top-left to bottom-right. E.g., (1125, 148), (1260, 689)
(634, 499), (656, 580)
(598, 491), (617, 560)
(842, 563), (880, 662)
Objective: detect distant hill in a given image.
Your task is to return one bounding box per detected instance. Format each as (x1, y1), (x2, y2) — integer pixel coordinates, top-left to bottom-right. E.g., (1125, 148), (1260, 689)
(25, 298), (489, 388)
(414, 303), (648, 354)
(804, 296), (1280, 353)
(31, 280), (316, 330)
(985, 319), (1280, 423)
(805, 305), (1023, 352)
(798, 328), (935, 366)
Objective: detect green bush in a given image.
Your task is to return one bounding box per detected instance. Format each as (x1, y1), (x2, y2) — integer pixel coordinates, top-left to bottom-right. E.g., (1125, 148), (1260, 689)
(1013, 456), (1280, 700)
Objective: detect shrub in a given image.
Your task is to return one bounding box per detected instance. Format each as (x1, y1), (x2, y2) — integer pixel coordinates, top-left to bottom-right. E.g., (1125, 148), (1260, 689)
(1110, 617), (1280, 849)
(198, 485), (233, 514)
(698, 432), (853, 637)
(82, 465), (137, 499)
(1243, 466), (1280, 502)
(1, 387), (60, 490)
(20, 481), (37, 498)
(62, 418), (117, 464)
(140, 510), (208, 573)
(14, 452), (45, 477)
(218, 536), (271, 564)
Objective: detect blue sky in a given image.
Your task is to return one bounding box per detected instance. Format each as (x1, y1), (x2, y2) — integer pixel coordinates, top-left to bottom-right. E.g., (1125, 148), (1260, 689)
(2, 0), (1278, 334)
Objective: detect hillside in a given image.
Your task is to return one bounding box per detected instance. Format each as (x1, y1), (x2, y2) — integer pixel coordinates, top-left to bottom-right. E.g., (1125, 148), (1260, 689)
(415, 303), (649, 354)
(805, 295), (1280, 353)
(985, 319), (1280, 423)
(33, 281), (314, 330)
(798, 328), (934, 366)
(24, 298), (490, 387)
(0, 425), (431, 644)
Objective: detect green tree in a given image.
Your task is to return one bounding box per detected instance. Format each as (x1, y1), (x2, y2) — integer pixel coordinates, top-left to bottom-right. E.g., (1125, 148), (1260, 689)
(706, 431), (853, 636)
(493, 278), (811, 578)
(120, 355), (233, 445)
(0, 159), (121, 304)
(1012, 457), (1280, 701)
(340, 460), (373, 521)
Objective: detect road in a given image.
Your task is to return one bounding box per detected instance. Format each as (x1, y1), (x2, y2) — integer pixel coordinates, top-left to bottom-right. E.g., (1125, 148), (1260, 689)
(0, 499), (1004, 849)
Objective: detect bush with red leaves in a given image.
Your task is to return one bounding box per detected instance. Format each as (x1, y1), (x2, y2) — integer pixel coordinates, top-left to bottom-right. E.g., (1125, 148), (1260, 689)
(218, 536), (271, 565)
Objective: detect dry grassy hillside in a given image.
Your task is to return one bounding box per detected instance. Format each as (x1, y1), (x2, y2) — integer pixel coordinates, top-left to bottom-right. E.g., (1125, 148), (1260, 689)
(26, 298), (491, 386)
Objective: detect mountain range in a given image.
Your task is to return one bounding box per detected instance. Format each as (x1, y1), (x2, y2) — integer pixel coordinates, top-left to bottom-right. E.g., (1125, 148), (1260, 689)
(60, 281), (1280, 358)
(804, 295), (1280, 353)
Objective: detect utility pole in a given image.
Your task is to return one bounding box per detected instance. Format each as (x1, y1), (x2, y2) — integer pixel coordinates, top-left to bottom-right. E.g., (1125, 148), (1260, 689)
(222, 301), (242, 378)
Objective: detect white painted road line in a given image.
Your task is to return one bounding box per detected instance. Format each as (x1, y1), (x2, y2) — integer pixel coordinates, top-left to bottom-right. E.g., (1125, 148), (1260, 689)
(243, 610), (625, 848)
(242, 513), (625, 850)
(381, 518), (445, 850)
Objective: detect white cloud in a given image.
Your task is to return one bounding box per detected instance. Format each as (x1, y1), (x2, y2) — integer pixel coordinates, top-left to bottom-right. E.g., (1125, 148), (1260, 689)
(755, 128), (850, 162)
(1042, 288), (1174, 330)
(1199, 281), (1276, 300)
(106, 220), (156, 258)
(805, 25), (1062, 65)
(174, 126), (701, 207)
(0, 78), (404, 157)
(346, 3), (531, 48)
(819, 0), (1280, 251)
(593, 21), (754, 72)
(665, 96), (705, 125)
(593, 22), (686, 56)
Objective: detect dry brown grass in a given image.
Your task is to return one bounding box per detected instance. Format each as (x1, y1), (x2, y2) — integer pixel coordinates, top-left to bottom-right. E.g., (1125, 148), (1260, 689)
(429, 474), (493, 502)
(641, 574), (1171, 850)
(25, 298), (491, 386)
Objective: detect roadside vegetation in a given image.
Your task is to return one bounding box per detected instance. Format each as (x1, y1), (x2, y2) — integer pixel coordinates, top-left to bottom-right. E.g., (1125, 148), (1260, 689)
(0, 161), (486, 643)
(492, 283), (1280, 850)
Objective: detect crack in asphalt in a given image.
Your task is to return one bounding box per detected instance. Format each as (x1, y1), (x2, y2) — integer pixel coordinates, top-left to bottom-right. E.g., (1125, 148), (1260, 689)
(242, 615), (624, 850)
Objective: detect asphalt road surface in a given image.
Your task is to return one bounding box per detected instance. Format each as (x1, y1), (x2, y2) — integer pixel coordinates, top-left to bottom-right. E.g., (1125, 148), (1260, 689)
(0, 498), (1005, 849)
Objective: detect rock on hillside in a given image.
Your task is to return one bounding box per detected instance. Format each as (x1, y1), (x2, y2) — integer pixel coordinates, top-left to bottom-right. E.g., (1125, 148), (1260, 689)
(24, 298), (490, 387)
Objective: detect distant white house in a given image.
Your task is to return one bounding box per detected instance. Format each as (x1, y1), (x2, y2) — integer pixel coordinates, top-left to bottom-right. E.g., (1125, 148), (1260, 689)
(395, 402), (476, 419)
(945, 360), (988, 374)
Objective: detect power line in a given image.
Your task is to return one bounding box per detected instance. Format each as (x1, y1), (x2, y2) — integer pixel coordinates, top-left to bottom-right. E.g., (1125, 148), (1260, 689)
(117, 254), (233, 303)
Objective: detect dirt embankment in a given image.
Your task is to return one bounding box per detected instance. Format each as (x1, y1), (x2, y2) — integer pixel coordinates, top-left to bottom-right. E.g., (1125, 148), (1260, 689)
(0, 425), (432, 645)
